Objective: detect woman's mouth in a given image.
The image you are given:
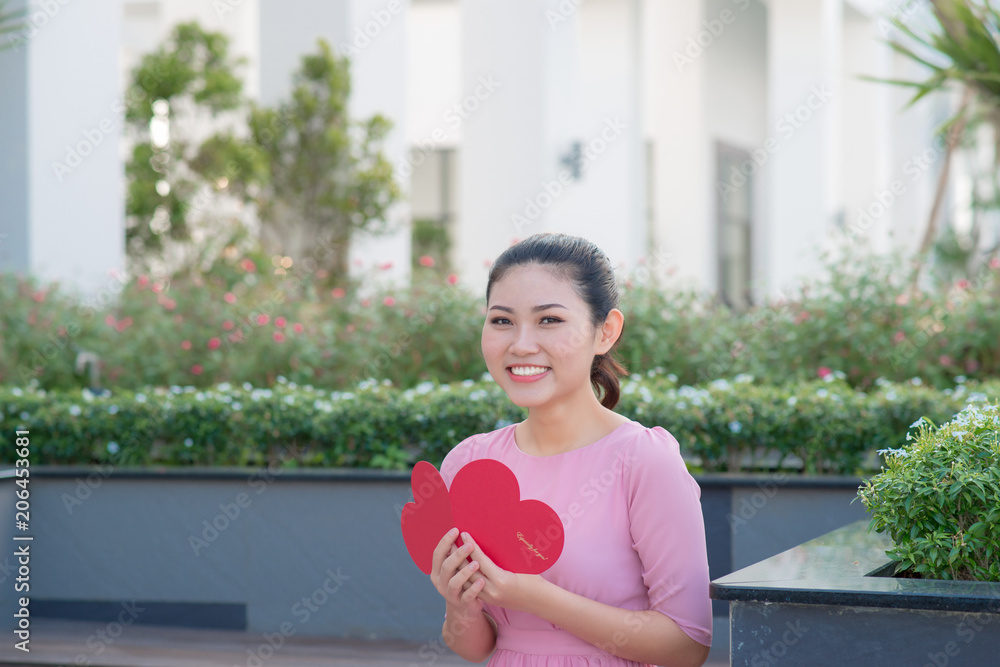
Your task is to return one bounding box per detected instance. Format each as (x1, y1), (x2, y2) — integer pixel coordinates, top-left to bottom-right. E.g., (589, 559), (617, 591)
(507, 366), (550, 382)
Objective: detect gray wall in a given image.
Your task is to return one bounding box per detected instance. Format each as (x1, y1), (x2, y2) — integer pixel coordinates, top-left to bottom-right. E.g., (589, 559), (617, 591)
(0, 469), (870, 643)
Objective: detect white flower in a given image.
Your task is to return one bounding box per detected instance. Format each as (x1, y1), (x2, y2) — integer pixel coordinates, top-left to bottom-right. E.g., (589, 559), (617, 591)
(734, 374), (754, 384)
(480, 371), (495, 383)
(108, 405), (119, 415)
(12, 387), (23, 396)
(787, 396), (798, 406)
(107, 441), (120, 455)
(910, 377), (923, 386)
(495, 419), (514, 429)
(277, 375), (288, 384)
(954, 375), (967, 384)
(676, 401), (687, 410)
(877, 447), (909, 458)
(416, 381), (436, 395)
(462, 379), (475, 388)
(909, 417), (925, 429)
(243, 382), (253, 391)
(816, 388), (829, 399)
(82, 388), (95, 401)
(711, 379), (732, 391)
(19, 411), (29, 420)
(283, 395), (295, 405)
(217, 382), (232, 392)
(135, 393), (147, 403)
(729, 420), (742, 434)
(667, 373), (678, 383)
(231, 402), (242, 411)
(184, 438), (193, 448)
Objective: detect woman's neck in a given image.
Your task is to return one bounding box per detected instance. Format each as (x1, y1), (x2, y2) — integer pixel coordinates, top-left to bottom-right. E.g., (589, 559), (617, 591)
(517, 396), (630, 456)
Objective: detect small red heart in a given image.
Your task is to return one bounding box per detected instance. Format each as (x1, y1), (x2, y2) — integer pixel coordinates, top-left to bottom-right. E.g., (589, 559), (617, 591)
(450, 460), (564, 575)
(400, 461), (455, 575)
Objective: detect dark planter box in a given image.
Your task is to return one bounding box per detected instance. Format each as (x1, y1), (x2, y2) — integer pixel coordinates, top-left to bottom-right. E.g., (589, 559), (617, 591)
(711, 519), (1000, 666)
(1, 466), (870, 649)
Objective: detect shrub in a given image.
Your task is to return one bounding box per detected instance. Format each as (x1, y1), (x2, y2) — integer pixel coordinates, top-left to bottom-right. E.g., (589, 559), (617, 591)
(3, 374), (996, 474)
(858, 401), (1000, 581)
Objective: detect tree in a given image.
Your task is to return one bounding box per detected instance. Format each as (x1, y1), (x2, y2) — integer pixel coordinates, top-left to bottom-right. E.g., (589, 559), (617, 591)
(237, 39), (401, 283)
(122, 21), (250, 271)
(870, 0), (1000, 286)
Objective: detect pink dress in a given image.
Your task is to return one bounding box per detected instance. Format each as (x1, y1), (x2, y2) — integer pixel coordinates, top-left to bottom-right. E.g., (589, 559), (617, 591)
(439, 420), (713, 667)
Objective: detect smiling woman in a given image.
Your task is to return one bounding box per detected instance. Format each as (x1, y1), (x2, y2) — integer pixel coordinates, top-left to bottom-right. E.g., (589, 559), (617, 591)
(426, 233), (713, 667)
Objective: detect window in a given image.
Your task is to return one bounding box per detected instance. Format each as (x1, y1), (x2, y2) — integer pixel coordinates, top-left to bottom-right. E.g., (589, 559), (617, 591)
(716, 142), (753, 309)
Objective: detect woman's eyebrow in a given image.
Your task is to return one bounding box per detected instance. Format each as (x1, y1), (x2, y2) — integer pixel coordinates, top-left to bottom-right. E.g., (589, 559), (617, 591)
(488, 303), (567, 313)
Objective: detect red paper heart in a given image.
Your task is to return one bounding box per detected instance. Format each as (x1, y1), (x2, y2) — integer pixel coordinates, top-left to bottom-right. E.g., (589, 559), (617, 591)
(450, 459), (564, 575)
(400, 461), (456, 575)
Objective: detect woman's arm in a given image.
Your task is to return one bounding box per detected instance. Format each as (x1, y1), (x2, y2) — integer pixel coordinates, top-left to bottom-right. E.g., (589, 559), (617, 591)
(463, 533), (710, 667)
(431, 528), (497, 663)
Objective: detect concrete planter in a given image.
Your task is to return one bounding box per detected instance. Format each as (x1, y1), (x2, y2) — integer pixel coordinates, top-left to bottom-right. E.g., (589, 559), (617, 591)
(711, 520), (1000, 666)
(1, 466), (870, 645)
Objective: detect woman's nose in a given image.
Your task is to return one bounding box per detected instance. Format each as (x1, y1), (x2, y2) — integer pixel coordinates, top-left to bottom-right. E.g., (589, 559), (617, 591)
(510, 325), (539, 354)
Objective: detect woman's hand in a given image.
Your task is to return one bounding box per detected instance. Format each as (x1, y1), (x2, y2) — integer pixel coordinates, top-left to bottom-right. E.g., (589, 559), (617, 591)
(461, 533), (542, 613)
(430, 527), (486, 617)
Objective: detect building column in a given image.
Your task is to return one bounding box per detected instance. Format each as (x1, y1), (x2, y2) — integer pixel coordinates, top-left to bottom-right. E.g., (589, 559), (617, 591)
(0, 0), (125, 299)
(763, 0), (842, 293)
(643, 0), (712, 288)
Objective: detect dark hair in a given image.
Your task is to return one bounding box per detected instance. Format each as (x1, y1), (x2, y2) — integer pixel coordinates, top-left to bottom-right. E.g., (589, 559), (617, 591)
(485, 232), (629, 409)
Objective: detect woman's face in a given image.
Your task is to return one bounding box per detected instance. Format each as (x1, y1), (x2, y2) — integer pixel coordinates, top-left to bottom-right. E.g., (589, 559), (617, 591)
(482, 263), (616, 409)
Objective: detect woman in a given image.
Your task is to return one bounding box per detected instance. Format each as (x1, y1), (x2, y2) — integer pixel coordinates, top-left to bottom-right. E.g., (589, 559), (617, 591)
(431, 233), (713, 667)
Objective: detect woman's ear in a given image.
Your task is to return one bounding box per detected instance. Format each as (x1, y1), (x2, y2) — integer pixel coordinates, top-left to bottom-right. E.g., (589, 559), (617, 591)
(595, 308), (624, 354)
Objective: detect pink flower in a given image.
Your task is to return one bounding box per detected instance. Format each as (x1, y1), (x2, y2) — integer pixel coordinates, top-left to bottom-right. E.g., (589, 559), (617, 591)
(207, 337), (221, 350)
(228, 333), (242, 343)
(817, 367), (832, 379)
(240, 258), (257, 273)
(447, 273), (458, 285)
(419, 255), (435, 268)
(275, 316), (287, 328)
(794, 311), (810, 325)
(115, 317), (133, 333)
(105, 315), (116, 327)
(224, 292), (237, 304)
(956, 279), (970, 290)
(379, 261), (394, 270)
(158, 296), (176, 310)
(273, 332), (285, 343)
(991, 257), (1000, 270)
(181, 340), (192, 350)
(223, 320), (234, 330)
(893, 331), (906, 344)
(316, 269), (328, 279)
(137, 275), (149, 289)
(190, 364), (203, 375)
(895, 293), (909, 306)
(361, 298), (371, 308)
(939, 355), (953, 366)
(257, 314), (270, 325)
(293, 323), (304, 334)
(32, 291), (45, 303)
(331, 287), (346, 299)
(152, 281), (164, 294)
(383, 296), (396, 307)
(346, 324), (356, 333)
(966, 359), (981, 372)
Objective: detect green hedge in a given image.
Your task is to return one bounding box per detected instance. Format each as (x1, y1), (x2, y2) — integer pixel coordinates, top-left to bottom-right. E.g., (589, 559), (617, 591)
(3, 373), (997, 474)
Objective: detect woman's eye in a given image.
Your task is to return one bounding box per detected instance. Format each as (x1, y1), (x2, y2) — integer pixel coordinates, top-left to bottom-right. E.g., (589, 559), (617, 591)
(490, 317), (511, 325)
(541, 316), (563, 324)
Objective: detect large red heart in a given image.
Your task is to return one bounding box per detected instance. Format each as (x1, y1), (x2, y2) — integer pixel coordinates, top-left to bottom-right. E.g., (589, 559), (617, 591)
(400, 461), (456, 575)
(450, 459), (564, 575)
(399, 460), (564, 576)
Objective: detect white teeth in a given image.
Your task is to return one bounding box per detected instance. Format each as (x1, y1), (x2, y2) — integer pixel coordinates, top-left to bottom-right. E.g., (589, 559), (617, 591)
(510, 366), (548, 376)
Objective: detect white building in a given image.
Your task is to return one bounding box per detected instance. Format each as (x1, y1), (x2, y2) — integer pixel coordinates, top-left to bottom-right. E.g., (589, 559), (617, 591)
(0, 0), (960, 303)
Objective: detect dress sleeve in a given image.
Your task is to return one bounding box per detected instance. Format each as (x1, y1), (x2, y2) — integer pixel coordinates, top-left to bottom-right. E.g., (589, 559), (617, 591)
(625, 426), (713, 648)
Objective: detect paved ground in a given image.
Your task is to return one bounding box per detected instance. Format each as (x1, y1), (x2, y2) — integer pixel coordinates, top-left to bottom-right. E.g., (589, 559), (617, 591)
(0, 618), (729, 666)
